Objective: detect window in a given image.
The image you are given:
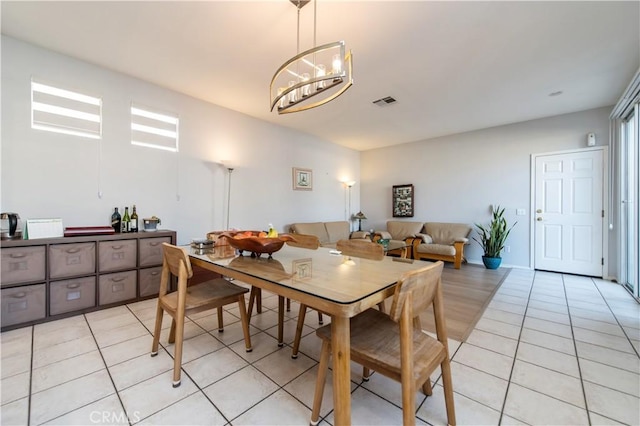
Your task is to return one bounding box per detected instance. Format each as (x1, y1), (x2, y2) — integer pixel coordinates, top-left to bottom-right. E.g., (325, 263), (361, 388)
(130, 104), (179, 152)
(31, 80), (102, 139)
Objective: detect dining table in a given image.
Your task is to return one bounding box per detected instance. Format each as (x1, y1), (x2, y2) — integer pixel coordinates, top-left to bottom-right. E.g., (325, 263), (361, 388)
(188, 242), (427, 425)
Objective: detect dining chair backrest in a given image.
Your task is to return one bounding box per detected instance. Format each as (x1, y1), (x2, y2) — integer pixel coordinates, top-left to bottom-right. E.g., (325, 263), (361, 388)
(161, 243), (193, 292)
(336, 239), (384, 261)
(388, 260), (445, 326)
(286, 233), (320, 249)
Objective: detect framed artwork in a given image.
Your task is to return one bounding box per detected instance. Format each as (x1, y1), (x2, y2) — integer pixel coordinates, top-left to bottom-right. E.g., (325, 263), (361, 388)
(293, 258), (313, 280)
(293, 167), (313, 190)
(392, 184), (414, 217)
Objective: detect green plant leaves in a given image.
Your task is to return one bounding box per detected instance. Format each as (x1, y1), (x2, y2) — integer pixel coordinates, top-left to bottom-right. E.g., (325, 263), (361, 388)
(472, 206), (516, 258)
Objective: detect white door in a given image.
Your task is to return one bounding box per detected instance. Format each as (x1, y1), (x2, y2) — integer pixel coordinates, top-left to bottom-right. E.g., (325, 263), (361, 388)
(534, 149), (604, 276)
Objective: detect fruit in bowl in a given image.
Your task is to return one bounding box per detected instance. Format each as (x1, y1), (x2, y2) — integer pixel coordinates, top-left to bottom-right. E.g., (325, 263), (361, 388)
(219, 230), (295, 258)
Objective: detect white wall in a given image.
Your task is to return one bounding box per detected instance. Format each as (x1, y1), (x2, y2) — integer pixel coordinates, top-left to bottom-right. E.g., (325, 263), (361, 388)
(361, 107), (612, 269)
(1, 37), (360, 244)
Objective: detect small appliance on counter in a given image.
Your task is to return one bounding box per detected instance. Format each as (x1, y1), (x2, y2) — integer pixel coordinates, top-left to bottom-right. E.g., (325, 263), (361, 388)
(1, 212), (23, 240)
(142, 216), (161, 232)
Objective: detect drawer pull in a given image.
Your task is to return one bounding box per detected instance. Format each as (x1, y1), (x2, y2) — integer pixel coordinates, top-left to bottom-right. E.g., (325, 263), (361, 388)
(149, 242), (161, 246)
(66, 283), (81, 289)
(65, 248), (81, 254)
(9, 253), (27, 259)
(150, 271), (160, 276)
(110, 277), (126, 283)
(111, 245), (124, 250)
(11, 292), (27, 298)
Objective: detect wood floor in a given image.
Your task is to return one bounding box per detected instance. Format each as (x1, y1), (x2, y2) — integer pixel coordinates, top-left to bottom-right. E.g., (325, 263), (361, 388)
(419, 263), (511, 342)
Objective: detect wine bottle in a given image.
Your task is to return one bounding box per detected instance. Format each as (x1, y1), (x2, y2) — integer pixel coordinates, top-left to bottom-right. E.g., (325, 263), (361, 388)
(122, 207), (131, 233)
(130, 205), (139, 232)
(111, 207), (121, 233)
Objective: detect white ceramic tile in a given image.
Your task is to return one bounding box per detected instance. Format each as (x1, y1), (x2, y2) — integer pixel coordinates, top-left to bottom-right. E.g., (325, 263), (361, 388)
(525, 307), (571, 325)
(0, 326), (32, 359)
(503, 383), (588, 425)
(32, 350), (105, 393)
(359, 368), (426, 409)
(325, 386), (406, 426)
(85, 305), (130, 322)
(569, 306), (617, 324)
(294, 331), (324, 362)
(1, 352), (32, 379)
(516, 342), (580, 378)
(491, 294), (528, 306)
(474, 317), (521, 340)
(202, 365), (279, 421)
(33, 322), (92, 349)
(189, 309), (240, 332)
(519, 328), (575, 356)
(572, 327), (636, 354)
(452, 343), (513, 380)
(253, 346), (316, 386)
(247, 309), (280, 331)
(264, 318), (314, 345)
(528, 292), (567, 306)
(233, 388), (312, 425)
(136, 391), (226, 425)
(87, 311), (139, 332)
(465, 329), (518, 357)
(511, 360), (585, 407)
(571, 316), (626, 337)
(588, 411), (625, 425)
(1, 397), (29, 426)
(567, 299), (612, 313)
(93, 322), (150, 348)
(1, 371), (30, 405)
(183, 347), (249, 388)
(118, 370), (198, 421)
(43, 394), (127, 425)
(488, 300), (527, 315)
(32, 335), (98, 369)
(101, 334), (155, 367)
(522, 316), (572, 339)
(583, 381), (640, 425)
(580, 359), (640, 397)
(481, 308), (524, 326)
(228, 331), (281, 362)
(164, 332), (225, 364)
(30, 369), (116, 425)
(284, 364), (356, 418)
(576, 340), (640, 374)
(416, 383), (500, 426)
(448, 361), (509, 410)
(526, 299), (568, 314)
(109, 350), (174, 391)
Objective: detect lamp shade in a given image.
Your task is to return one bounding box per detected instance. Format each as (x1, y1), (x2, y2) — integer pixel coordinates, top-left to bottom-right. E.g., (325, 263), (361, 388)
(353, 211), (367, 220)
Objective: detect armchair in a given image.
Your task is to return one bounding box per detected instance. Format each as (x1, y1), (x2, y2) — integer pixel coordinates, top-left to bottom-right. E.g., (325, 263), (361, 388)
(373, 221), (423, 258)
(412, 222), (472, 268)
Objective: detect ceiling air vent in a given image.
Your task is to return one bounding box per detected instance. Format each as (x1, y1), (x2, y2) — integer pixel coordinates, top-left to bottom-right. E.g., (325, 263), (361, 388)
(373, 96), (397, 106)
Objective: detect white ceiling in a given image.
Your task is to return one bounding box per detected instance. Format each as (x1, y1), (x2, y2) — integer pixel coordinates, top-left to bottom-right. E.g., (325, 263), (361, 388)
(2, 1), (639, 151)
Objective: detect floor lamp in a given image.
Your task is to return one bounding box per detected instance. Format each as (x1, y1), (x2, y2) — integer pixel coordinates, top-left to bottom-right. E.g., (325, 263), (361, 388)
(225, 166), (234, 230)
(344, 180), (355, 231)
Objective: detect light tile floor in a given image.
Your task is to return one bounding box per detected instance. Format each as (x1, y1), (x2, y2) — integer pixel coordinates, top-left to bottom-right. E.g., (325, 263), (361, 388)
(1, 269), (639, 425)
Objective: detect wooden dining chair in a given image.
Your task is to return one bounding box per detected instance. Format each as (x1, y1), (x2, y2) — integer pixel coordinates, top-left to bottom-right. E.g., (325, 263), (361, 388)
(291, 239), (384, 359)
(310, 261), (455, 426)
(151, 243), (252, 387)
(246, 233), (323, 347)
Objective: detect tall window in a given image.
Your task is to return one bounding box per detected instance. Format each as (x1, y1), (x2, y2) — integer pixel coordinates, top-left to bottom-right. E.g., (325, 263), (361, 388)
(31, 80), (102, 139)
(130, 104), (179, 152)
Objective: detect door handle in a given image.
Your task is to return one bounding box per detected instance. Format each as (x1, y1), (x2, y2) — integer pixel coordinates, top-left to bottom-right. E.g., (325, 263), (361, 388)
(536, 209), (542, 213)
(537, 217), (543, 221)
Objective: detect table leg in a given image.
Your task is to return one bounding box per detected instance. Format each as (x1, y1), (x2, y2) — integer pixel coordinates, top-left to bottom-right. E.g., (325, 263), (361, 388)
(331, 315), (351, 425)
(278, 296), (285, 347)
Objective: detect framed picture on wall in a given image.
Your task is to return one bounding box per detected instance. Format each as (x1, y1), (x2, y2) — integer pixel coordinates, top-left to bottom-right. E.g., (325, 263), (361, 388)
(392, 184), (414, 217)
(293, 167), (313, 190)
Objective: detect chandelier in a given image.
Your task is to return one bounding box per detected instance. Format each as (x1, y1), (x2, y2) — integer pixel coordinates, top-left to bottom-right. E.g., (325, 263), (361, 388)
(270, 0), (353, 114)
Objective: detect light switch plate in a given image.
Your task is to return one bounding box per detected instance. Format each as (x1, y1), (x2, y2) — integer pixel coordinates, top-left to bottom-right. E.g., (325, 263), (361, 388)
(516, 208), (526, 216)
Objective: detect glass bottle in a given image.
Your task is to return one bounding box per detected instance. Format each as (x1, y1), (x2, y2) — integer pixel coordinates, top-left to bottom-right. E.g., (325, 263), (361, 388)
(111, 207), (121, 233)
(130, 205), (138, 232)
(122, 207), (131, 233)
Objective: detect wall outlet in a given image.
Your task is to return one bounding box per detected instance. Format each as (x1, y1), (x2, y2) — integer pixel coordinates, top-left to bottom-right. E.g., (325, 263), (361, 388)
(504, 246), (511, 253)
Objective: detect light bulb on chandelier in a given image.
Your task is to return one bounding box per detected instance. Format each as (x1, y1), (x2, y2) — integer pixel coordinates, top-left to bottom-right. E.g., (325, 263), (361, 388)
(270, 0), (353, 114)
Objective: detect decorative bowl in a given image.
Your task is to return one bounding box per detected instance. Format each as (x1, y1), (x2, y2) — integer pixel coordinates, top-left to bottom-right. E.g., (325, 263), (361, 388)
(219, 231), (295, 258)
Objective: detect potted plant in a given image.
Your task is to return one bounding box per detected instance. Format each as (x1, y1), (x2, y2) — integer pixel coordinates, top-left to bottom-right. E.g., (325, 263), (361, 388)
(473, 205), (516, 269)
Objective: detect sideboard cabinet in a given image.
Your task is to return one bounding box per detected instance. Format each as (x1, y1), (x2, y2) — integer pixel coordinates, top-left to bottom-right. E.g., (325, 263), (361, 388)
(0, 230), (176, 331)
